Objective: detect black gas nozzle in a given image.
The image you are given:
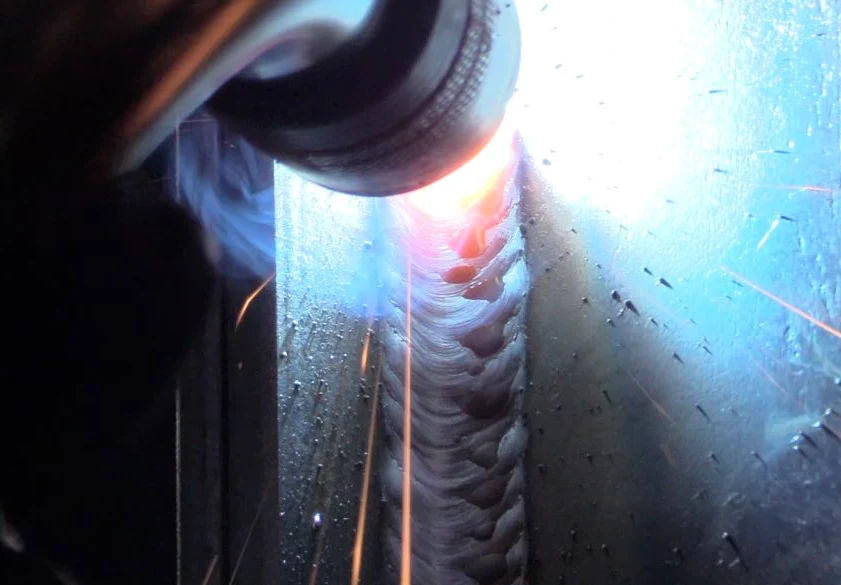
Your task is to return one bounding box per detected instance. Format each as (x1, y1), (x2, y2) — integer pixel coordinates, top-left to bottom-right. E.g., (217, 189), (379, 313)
(208, 0), (521, 196)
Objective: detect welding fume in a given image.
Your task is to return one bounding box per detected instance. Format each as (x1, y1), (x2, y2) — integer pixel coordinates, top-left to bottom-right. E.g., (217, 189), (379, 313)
(0, 1), (521, 584)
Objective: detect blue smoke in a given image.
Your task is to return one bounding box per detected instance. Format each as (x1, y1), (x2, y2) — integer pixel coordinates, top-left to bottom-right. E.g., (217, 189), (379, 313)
(170, 114), (391, 318)
(169, 116), (276, 278)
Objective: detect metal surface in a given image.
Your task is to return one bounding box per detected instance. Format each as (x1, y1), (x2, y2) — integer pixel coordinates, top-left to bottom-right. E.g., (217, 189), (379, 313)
(515, 1), (841, 583)
(271, 169), (384, 584)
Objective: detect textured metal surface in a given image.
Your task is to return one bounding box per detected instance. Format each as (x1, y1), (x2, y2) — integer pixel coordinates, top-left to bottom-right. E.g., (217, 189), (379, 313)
(378, 153), (528, 584)
(272, 168), (384, 584)
(516, 0), (841, 583)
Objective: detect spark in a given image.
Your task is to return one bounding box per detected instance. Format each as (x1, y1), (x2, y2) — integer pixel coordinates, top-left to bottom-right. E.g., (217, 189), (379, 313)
(360, 318), (374, 375)
(722, 266), (841, 342)
(619, 364), (675, 425)
(659, 443), (679, 470)
(228, 479), (270, 585)
(350, 349), (383, 585)
(752, 360), (795, 402)
(760, 184), (837, 194)
(308, 434), (339, 585)
(235, 272), (275, 330)
(308, 516), (328, 585)
(199, 555), (219, 585)
(755, 217), (780, 251)
(401, 254), (413, 585)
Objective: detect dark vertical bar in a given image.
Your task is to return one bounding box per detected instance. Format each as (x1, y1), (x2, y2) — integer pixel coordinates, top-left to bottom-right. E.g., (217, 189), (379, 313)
(223, 275), (280, 585)
(175, 113), (279, 585)
(219, 294), (233, 585)
(178, 283), (225, 585)
(174, 114), (226, 585)
(218, 132), (279, 585)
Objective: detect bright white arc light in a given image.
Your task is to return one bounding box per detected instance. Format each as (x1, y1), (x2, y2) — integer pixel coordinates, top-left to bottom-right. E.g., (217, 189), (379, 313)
(512, 0), (708, 225)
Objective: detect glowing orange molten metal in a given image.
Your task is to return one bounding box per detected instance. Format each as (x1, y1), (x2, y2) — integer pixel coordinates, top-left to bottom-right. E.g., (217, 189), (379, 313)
(405, 117), (517, 219)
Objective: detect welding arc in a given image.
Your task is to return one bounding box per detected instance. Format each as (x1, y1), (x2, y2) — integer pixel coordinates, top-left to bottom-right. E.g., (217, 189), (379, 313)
(379, 153), (529, 583)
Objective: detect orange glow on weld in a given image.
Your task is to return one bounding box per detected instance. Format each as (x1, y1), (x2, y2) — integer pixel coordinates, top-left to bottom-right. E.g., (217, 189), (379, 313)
(404, 118), (516, 220)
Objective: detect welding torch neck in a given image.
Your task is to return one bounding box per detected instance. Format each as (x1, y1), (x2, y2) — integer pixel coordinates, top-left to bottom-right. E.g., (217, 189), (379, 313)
(1, 0), (520, 198)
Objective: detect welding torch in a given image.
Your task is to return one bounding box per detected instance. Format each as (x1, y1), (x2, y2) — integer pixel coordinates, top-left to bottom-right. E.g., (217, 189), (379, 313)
(2, 0), (520, 196)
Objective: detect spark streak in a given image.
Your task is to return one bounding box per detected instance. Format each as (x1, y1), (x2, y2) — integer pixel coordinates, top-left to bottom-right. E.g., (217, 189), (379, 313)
(760, 184), (837, 194)
(350, 349), (383, 585)
(401, 254), (413, 585)
(228, 479), (270, 585)
(235, 272), (275, 330)
(722, 266), (841, 342)
(308, 520), (327, 585)
(360, 320), (374, 375)
(659, 442), (679, 470)
(620, 364), (675, 425)
(752, 360), (795, 403)
(199, 555), (219, 585)
(755, 217), (780, 251)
